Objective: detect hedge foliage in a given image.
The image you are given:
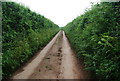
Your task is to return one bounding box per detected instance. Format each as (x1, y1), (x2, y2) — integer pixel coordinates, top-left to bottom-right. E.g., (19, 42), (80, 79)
(64, 2), (120, 80)
(2, 2), (59, 79)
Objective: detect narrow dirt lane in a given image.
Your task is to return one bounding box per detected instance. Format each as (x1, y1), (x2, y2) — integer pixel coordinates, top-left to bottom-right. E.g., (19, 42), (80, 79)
(11, 30), (89, 79)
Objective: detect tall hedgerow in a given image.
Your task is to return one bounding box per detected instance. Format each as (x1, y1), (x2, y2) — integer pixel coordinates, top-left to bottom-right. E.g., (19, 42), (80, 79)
(2, 2), (59, 79)
(64, 2), (120, 80)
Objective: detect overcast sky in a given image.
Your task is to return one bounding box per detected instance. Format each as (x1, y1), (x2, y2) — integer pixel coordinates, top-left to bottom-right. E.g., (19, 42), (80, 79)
(10, 0), (100, 27)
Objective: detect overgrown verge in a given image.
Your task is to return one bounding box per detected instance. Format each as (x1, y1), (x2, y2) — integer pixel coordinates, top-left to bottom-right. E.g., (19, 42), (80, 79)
(2, 2), (59, 79)
(64, 2), (120, 80)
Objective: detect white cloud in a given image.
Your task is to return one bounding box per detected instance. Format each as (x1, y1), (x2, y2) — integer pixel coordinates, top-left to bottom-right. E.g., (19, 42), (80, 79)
(10, 0), (100, 27)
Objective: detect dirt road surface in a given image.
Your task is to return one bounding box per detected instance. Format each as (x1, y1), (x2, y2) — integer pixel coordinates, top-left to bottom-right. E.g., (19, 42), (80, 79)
(11, 30), (89, 79)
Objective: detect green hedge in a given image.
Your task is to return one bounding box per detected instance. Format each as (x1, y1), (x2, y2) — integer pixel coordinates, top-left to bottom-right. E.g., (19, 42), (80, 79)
(2, 2), (59, 79)
(64, 2), (120, 80)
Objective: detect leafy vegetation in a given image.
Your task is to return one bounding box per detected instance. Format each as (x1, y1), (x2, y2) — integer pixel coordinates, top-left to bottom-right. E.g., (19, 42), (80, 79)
(64, 2), (120, 80)
(2, 2), (59, 79)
